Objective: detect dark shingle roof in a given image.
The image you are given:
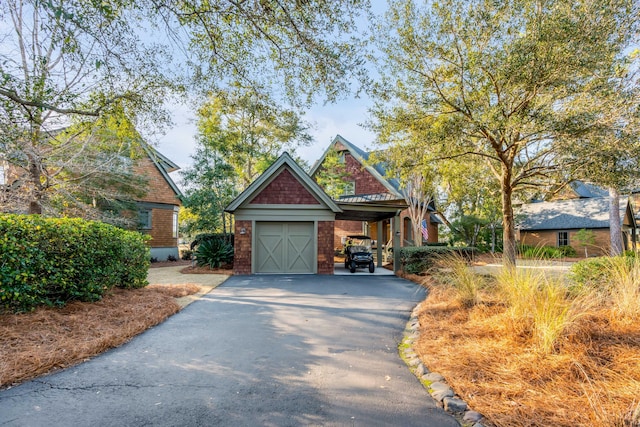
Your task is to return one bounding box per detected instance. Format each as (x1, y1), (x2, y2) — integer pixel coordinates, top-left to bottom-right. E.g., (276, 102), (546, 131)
(570, 181), (608, 198)
(517, 197), (628, 231)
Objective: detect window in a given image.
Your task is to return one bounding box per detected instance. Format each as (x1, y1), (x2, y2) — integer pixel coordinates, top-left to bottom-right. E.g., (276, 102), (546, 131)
(342, 181), (355, 196)
(557, 231), (569, 247)
(172, 211), (179, 239)
(337, 151), (346, 164)
(138, 210), (152, 230)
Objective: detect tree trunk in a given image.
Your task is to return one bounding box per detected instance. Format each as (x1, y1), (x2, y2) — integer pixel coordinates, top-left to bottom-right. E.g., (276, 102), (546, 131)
(490, 223), (496, 254)
(609, 186), (623, 256)
(27, 155), (44, 215)
(501, 167), (517, 267)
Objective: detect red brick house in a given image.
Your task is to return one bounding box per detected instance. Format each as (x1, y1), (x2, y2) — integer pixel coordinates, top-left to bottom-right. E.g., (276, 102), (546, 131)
(225, 136), (440, 275)
(516, 181), (637, 256)
(136, 144), (182, 261)
(309, 135), (440, 252)
(0, 142), (182, 261)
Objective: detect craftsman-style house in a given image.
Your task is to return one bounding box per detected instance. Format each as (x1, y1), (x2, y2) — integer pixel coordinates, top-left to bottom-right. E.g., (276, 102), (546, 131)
(0, 142), (182, 261)
(224, 136), (441, 275)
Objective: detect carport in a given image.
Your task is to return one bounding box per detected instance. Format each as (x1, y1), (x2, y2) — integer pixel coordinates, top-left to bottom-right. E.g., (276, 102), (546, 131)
(335, 195), (408, 271)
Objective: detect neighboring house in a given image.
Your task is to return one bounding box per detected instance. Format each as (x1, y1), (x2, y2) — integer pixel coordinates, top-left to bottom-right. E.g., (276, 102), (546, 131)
(516, 196), (637, 256)
(136, 144), (182, 261)
(309, 135), (440, 250)
(0, 141), (182, 261)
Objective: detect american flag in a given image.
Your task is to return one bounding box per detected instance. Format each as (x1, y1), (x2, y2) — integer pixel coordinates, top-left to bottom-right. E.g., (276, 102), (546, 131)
(421, 219), (429, 241)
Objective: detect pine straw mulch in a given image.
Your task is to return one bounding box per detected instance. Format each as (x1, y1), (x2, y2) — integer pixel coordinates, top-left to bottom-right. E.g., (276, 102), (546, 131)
(0, 283), (200, 389)
(403, 273), (640, 427)
(179, 263), (233, 275)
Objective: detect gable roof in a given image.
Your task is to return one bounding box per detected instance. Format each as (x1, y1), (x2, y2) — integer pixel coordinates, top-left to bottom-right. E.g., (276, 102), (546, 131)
(141, 142), (182, 198)
(569, 181), (608, 198)
(225, 152), (341, 213)
(517, 197), (630, 231)
(309, 135), (403, 198)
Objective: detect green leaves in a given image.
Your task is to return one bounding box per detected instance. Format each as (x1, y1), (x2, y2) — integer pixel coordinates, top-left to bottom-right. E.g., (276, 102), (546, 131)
(373, 0), (639, 265)
(0, 214), (149, 312)
(194, 237), (234, 269)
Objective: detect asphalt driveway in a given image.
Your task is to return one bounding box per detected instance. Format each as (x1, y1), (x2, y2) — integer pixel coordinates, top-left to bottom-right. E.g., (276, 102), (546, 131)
(0, 274), (458, 427)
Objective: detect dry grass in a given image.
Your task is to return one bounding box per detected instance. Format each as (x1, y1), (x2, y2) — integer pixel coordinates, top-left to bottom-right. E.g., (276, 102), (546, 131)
(0, 284), (199, 389)
(404, 270), (640, 427)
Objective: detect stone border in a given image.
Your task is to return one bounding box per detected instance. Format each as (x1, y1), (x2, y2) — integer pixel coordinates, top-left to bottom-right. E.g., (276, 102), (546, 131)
(401, 302), (486, 427)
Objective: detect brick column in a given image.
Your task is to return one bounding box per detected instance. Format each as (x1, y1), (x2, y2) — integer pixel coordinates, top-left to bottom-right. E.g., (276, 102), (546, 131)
(234, 220), (252, 275)
(317, 221), (335, 274)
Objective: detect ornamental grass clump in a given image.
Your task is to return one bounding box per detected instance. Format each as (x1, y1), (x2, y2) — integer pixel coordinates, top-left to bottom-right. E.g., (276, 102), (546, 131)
(604, 256), (640, 323)
(531, 279), (592, 354)
(437, 254), (484, 307)
(496, 266), (589, 354)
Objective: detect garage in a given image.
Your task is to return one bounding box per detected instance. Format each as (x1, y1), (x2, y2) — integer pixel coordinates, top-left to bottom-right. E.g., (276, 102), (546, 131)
(255, 222), (315, 273)
(226, 153), (342, 275)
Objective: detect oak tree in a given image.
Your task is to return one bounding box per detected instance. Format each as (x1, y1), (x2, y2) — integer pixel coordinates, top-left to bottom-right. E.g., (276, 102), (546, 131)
(371, 0), (639, 265)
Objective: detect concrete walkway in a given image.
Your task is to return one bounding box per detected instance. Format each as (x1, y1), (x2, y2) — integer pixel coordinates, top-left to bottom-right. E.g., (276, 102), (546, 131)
(471, 259), (574, 279)
(333, 263), (396, 276)
(147, 265), (230, 308)
(0, 272), (458, 427)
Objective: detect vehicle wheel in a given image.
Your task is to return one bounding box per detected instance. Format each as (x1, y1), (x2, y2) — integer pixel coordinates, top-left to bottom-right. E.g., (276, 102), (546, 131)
(350, 261), (356, 273)
(369, 261), (375, 273)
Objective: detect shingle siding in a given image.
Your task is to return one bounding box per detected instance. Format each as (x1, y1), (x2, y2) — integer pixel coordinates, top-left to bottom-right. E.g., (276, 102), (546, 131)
(250, 169), (320, 205)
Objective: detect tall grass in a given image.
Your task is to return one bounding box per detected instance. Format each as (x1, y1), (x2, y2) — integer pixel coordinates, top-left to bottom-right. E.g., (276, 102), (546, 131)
(605, 256), (640, 323)
(437, 254), (484, 307)
(496, 266), (590, 354)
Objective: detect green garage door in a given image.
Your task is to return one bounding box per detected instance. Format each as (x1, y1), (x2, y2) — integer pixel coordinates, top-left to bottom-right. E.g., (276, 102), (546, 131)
(255, 222), (315, 273)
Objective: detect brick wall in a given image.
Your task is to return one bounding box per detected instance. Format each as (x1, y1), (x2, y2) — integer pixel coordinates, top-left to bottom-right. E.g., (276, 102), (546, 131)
(343, 153), (388, 195)
(250, 169), (320, 205)
(134, 156), (181, 249)
(520, 229), (611, 256)
(233, 220), (252, 274)
(399, 210), (439, 244)
(334, 220), (364, 249)
(317, 221), (335, 274)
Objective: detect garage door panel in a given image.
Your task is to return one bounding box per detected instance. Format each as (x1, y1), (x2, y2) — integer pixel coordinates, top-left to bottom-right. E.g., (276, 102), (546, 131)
(256, 222), (314, 274)
(257, 234), (283, 273)
(287, 234), (313, 273)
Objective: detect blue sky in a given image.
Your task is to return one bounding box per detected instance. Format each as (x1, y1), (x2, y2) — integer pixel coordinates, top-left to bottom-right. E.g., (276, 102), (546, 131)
(156, 93), (377, 180)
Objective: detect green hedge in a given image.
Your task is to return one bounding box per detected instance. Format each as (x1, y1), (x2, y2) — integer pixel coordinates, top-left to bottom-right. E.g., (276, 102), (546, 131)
(0, 214), (150, 312)
(518, 244), (577, 259)
(399, 246), (476, 274)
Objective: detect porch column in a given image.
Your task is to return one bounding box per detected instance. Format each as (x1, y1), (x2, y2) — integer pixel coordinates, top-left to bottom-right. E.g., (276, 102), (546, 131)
(376, 220), (384, 267)
(392, 213), (401, 274)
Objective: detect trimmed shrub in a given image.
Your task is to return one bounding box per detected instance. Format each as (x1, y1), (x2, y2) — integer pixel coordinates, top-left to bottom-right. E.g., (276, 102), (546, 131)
(518, 244), (577, 259)
(569, 257), (613, 290)
(398, 246), (476, 274)
(0, 214), (149, 311)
